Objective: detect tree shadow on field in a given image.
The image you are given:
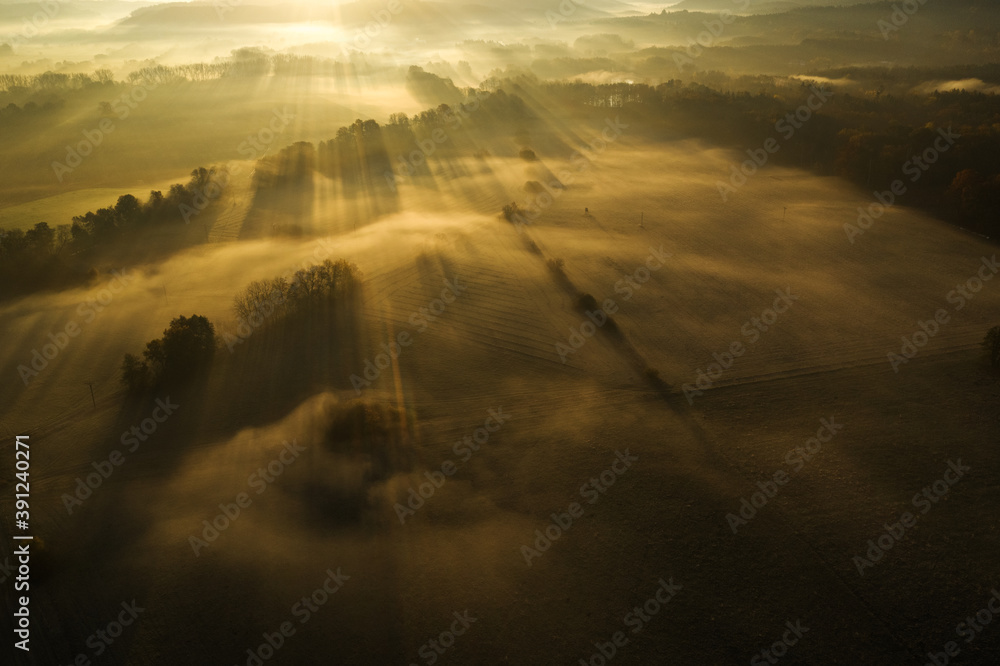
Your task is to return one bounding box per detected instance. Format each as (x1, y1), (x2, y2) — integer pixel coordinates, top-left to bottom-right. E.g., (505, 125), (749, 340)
(202, 300), (366, 439)
(40, 374), (212, 606)
(520, 235), (676, 404)
(51, 298), (368, 541)
(413, 251), (461, 299)
(238, 180), (314, 239)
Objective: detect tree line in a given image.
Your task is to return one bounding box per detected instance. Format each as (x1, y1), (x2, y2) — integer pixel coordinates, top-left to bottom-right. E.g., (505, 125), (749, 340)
(253, 87), (530, 195)
(533, 76), (1000, 234)
(120, 259), (362, 394)
(0, 168), (225, 300)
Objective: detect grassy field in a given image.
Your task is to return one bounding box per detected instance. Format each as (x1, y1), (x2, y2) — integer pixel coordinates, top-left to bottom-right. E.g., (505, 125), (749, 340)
(1, 138), (999, 664)
(0, 180), (185, 231)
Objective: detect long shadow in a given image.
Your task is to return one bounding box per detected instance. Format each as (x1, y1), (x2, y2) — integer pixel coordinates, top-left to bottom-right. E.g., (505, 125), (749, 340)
(204, 300), (365, 438)
(510, 221), (677, 401)
(41, 291), (369, 563)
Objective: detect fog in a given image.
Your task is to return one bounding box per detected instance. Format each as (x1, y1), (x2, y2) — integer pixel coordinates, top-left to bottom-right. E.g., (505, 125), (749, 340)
(3, 1), (1000, 664)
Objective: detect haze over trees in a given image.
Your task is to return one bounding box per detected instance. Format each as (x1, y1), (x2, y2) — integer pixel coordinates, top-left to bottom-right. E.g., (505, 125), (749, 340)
(0, 168), (226, 300)
(121, 315), (216, 393)
(3, 1), (1000, 665)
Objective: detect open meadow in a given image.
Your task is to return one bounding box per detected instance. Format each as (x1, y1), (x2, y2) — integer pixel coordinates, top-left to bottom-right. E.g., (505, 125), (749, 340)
(2, 1), (1000, 664)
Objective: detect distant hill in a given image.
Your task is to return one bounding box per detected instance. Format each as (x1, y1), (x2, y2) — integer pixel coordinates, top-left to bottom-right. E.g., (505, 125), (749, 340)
(108, 0), (635, 32)
(670, 0), (883, 11)
(0, 1), (154, 26)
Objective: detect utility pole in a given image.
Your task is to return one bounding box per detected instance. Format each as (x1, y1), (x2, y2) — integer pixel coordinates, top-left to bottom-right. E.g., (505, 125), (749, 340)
(84, 382), (96, 409)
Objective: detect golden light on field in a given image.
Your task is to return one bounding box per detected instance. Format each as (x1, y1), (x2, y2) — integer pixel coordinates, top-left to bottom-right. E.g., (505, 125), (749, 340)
(3, 1), (1000, 664)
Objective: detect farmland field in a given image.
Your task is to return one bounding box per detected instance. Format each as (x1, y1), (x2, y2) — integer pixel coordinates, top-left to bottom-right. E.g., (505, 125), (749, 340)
(2, 1), (1000, 664)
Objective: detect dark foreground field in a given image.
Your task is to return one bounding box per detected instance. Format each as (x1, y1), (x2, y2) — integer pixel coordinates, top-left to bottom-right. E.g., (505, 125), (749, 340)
(2, 142), (999, 665)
